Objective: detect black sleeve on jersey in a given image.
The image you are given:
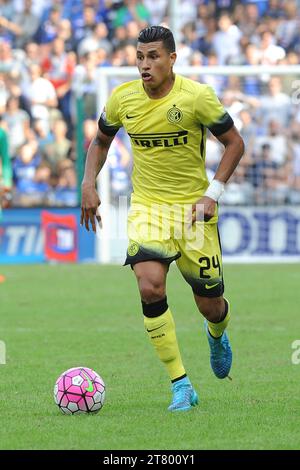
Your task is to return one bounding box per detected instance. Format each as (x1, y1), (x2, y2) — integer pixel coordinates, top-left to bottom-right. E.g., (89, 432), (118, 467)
(98, 114), (120, 137)
(207, 112), (234, 137)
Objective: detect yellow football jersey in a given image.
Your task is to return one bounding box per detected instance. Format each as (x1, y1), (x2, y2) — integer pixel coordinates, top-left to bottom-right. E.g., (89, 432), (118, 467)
(98, 74), (233, 204)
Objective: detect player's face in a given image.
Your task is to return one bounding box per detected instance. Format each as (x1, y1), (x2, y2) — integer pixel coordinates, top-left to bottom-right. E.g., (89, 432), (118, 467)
(136, 41), (176, 91)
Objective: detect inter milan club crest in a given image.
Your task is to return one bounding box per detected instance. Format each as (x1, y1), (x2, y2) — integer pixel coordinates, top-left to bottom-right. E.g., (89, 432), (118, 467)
(167, 104), (183, 123)
(128, 242), (139, 256)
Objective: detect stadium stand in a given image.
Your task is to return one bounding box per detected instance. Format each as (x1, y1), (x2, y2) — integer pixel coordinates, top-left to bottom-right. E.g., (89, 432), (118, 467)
(0, 0), (299, 207)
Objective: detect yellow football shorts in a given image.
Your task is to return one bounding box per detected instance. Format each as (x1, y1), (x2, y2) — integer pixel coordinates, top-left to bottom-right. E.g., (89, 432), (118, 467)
(124, 201), (224, 297)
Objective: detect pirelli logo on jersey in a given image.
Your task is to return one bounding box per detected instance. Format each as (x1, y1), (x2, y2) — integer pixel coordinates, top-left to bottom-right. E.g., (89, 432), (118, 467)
(128, 130), (188, 148)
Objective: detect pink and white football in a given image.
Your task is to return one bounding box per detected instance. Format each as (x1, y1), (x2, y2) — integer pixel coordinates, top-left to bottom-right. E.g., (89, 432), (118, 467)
(54, 367), (105, 415)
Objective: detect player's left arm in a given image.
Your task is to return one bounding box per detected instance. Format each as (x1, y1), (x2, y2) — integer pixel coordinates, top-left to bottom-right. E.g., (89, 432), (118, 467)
(214, 125), (245, 184)
(192, 126), (244, 223)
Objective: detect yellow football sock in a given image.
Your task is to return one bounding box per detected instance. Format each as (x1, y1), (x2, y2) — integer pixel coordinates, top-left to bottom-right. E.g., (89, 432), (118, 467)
(144, 308), (185, 381)
(207, 298), (231, 338)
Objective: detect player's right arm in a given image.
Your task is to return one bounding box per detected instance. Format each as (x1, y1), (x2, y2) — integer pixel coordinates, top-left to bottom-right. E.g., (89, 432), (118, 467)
(81, 129), (115, 232)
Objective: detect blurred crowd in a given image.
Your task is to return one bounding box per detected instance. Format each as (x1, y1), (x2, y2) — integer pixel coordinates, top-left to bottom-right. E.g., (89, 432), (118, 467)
(0, 0), (299, 207)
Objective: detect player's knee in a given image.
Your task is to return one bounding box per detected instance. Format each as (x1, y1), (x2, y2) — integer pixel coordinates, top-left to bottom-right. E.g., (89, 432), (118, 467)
(196, 296), (225, 322)
(139, 279), (165, 304)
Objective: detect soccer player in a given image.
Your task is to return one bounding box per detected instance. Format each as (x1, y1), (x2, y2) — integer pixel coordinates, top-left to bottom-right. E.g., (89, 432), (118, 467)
(81, 26), (244, 411)
(0, 118), (12, 215)
(0, 117), (12, 283)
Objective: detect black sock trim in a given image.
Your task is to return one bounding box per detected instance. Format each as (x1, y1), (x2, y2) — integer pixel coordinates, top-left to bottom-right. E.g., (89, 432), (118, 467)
(142, 297), (168, 318)
(171, 374), (187, 383)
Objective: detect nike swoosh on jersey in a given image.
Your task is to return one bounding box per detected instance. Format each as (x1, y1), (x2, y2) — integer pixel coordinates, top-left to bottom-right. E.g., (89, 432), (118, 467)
(146, 323), (167, 333)
(205, 283), (219, 290)
(126, 114), (137, 119)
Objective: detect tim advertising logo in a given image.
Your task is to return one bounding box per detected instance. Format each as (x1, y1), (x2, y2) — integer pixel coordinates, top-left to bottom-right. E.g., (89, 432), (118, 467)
(42, 211), (78, 262)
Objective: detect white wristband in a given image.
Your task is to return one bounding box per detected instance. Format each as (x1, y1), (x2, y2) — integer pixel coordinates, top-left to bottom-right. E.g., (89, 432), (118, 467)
(204, 179), (225, 202)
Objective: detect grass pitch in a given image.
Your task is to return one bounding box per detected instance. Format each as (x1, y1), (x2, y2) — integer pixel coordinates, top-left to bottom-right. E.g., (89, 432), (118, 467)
(0, 263), (299, 450)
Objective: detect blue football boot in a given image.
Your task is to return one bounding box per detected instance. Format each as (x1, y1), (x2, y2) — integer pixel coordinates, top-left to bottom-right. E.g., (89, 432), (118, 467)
(168, 376), (199, 412)
(205, 321), (232, 379)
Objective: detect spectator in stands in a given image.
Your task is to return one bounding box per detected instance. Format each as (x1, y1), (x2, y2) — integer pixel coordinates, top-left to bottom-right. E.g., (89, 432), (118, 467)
(190, 50), (204, 67)
(123, 43), (138, 66)
(13, 0), (52, 20)
(42, 36), (76, 128)
(111, 25), (129, 51)
(72, 51), (98, 119)
(276, 2), (299, 52)
(53, 158), (78, 206)
(42, 118), (72, 171)
(240, 43), (262, 96)
(288, 123), (300, 203)
(78, 21), (112, 57)
(126, 20), (142, 47)
(0, 39), (21, 73)
(56, 19), (76, 53)
(176, 0), (198, 31)
(33, 118), (54, 153)
(23, 63), (58, 133)
(0, 3), (17, 44)
(3, 96), (30, 158)
(0, 72), (9, 114)
(212, 13), (242, 65)
(72, 5), (99, 49)
(23, 41), (41, 68)
(195, 16), (217, 58)
(249, 142), (290, 204)
(0, 0), (14, 23)
(255, 119), (289, 166)
(12, 0), (40, 49)
(239, 109), (257, 154)
(34, 4), (62, 48)
(200, 52), (227, 96)
(220, 175), (255, 205)
(233, 2), (259, 39)
(279, 50), (300, 95)
(13, 141), (41, 204)
(265, 0), (286, 19)
(220, 90), (245, 128)
(176, 39), (193, 66)
(113, 0), (150, 29)
(259, 76), (291, 129)
(31, 160), (52, 202)
(95, 45), (110, 67)
(259, 31), (286, 65)
(144, 0), (167, 25)
(4, 68), (32, 119)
